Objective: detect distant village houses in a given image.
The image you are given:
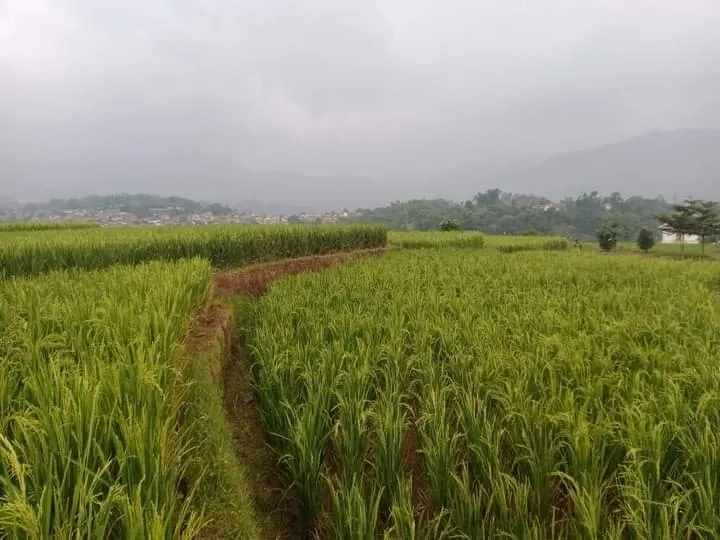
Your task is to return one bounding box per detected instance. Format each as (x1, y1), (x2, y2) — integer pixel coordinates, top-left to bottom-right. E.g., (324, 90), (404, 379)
(0, 203), (357, 227)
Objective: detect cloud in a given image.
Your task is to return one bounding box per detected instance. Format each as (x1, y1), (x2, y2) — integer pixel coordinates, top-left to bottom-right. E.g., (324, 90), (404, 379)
(1, 0), (719, 202)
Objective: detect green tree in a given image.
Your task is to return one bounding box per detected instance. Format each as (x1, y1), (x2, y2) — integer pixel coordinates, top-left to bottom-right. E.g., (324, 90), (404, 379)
(688, 199), (719, 255)
(655, 201), (695, 254)
(597, 221), (621, 252)
(354, 190), (671, 238)
(439, 219), (461, 231)
(636, 226), (656, 252)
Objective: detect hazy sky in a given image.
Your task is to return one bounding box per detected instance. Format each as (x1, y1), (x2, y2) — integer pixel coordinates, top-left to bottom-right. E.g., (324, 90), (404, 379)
(2, 0), (720, 203)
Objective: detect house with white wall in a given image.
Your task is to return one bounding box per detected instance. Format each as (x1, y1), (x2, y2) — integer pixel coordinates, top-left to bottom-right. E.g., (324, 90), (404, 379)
(660, 230), (700, 244)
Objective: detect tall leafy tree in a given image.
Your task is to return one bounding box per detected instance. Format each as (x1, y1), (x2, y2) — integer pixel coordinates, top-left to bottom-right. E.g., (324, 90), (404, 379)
(654, 200), (696, 253)
(597, 221), (621, 252)
(636, 226), (656, 252)
(688, 200), (720, 255)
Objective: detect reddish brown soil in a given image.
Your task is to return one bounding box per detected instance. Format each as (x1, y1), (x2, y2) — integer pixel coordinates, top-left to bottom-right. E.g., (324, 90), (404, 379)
(213, 248), (386, 296)
(184, 299), (232, 384)
(402, 411), (432, 523)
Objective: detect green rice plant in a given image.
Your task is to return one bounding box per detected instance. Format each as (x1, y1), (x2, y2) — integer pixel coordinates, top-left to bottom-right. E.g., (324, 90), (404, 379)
(277, 367), (335, 525)
(612, 241), (720, 257)
(387, 231), (484, 249)
(370, 389), (407, 512)
(417, 384), (461, 511)
(0, 221), (100, 232)
(454, 388), (503, 489)
(676, 412), (720, 534)
(382, 477), (416, 539)
(483, 471), (539, 539)
(278, 403), (328, 526)
(484, 234), (569, 252)
(0, 259), (213, 537)
(331, 363), (374, 483)
(382, 479), (460, 540)
(502, 397), (566, 524)
(447, 464), (487, 538)
(0, 224), (387, 277)
(553, 402), (624, 538)
(326, 474), (384, 540)
(248, 249), (720, 537)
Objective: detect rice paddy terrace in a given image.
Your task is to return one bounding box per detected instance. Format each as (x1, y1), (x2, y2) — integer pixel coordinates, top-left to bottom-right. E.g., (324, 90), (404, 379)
(1, 225), (719, 538)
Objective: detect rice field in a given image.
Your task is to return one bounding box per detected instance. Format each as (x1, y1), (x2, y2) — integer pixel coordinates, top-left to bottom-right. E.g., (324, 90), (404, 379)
(387, 231), (569, 252)
(2, 224), (718, 538)
(388, 231), (485, 249)
(483, 234), (570, 252)
(0, 259), (213, 538)
(249, 249), (720, 538)
(639, 242), (720, 258)
(0, 221), (100, 232)
(0, 224), (386, 277)
(0, 224), (384, 538)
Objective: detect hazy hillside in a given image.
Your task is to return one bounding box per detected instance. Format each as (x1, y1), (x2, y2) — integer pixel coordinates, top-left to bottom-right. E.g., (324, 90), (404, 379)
(220, 170), (409, 211)
(473, 129), (720, 200)
(3, 129), (719, 210)
(182, 129), (720, 207)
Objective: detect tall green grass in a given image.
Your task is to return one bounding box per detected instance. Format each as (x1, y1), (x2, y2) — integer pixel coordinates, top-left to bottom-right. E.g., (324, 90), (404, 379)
(0, 221), (100, 232)
(652, 242), (720, 255)
(387, 232), (569, 252)
(249, 249), (720, 537)
(0, 260), (212, 537)
(388, 231), (484, 249)
(0, 224), (386, 277)
(484, 234), (569, 252)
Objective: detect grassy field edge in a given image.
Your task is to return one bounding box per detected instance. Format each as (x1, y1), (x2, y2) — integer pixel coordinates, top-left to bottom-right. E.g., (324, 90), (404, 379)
(180, 299), (263, 539)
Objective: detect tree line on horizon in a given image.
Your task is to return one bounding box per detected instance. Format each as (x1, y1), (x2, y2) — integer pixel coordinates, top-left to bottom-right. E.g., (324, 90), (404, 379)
(352, 189), (702, 240)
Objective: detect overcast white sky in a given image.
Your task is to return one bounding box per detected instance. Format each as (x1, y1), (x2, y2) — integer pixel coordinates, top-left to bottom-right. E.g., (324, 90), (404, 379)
(2, 0), (719, 202)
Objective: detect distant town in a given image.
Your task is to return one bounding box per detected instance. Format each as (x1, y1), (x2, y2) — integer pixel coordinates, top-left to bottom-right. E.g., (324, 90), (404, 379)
(0, 194), (357, 227)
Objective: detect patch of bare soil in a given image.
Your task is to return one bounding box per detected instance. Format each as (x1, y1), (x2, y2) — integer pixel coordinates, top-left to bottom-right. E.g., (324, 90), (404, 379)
(403, 411), (432, 524)
(213, 248), (386, 296)
(184, 299), (232, 383)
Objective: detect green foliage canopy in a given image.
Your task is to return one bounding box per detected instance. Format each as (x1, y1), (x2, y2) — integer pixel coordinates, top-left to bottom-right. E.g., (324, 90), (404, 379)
(353, 190), (670, 240)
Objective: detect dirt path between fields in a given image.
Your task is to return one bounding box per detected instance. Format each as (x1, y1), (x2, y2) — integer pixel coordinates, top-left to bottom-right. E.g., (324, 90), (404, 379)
(211, 248), (386, 539)
(214, 247), (386, 296)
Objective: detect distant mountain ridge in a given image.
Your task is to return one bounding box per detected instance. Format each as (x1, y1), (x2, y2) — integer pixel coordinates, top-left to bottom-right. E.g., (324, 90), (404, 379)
(226, 128), (720, 207)
(468, 128), (720, 201)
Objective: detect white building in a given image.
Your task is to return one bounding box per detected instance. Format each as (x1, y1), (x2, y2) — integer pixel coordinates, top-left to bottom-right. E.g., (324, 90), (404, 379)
(661, 231), (700, 244)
